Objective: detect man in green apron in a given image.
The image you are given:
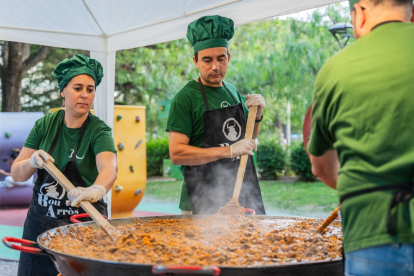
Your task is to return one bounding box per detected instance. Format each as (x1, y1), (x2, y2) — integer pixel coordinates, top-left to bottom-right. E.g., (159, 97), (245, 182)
(307, 0), (414, 274)
(166, 15), (267, 215)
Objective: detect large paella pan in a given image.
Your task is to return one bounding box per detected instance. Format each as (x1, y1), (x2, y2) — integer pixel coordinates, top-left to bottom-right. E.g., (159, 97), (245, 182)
(4, 213), (343, 276)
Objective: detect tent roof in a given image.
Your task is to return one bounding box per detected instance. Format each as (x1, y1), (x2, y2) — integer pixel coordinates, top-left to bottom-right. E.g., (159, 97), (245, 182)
(1, 0), (341, 52)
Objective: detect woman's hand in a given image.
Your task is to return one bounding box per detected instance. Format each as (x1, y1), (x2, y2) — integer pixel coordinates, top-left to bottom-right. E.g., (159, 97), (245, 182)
(66, 185), (106, 207)
(29, 150), (55, 169)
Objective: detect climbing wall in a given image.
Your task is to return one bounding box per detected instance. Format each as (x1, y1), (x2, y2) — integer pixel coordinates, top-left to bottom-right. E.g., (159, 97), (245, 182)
(112, 106), (147, 218)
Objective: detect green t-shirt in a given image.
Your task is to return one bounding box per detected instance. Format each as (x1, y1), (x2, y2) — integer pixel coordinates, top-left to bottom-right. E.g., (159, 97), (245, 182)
(24, 110), (117, 187)
(308, 22), (414, 253)
(166, 79), (248, 211)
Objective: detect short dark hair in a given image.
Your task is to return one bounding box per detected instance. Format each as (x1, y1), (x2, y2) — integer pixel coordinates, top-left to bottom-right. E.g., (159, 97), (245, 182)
(194, 50), (230, 62)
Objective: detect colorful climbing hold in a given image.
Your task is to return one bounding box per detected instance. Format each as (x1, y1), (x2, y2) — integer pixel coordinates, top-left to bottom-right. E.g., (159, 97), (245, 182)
(135, 139), (143, 149)
(118, 142), (125, 151)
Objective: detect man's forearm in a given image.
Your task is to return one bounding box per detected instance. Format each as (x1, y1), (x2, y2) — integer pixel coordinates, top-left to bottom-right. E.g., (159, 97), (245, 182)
(316, 169), (338, 190)
(170, 144), (231, 166)
(310, 150), (339, 190)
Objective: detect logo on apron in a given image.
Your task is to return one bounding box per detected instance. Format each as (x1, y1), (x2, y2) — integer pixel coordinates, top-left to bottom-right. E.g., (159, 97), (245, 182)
(222, 118), (241, 141)
(221, 101), (231, 108)
(39, 181), (66, 200)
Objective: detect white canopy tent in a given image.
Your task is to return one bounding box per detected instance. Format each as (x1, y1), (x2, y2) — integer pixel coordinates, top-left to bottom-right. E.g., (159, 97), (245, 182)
(0, 0), (341, 215)
(1, 0), (341, 126)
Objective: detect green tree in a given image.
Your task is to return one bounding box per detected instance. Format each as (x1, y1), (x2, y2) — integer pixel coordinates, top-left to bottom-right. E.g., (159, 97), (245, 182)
(21, 47), (88, 112)
(0, 42), (50, 112)
(13, 3), (350, 138)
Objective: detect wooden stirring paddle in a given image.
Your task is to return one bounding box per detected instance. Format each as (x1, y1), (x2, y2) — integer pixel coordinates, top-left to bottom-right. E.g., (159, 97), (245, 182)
(318, 204), (341, 233)
(219, 106), (258, 216)
(233, 105), (258, 199)
(43, 159), (119, 242)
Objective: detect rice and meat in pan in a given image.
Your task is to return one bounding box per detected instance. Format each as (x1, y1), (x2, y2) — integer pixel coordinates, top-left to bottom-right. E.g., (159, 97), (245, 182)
(43, 212), (342, 267)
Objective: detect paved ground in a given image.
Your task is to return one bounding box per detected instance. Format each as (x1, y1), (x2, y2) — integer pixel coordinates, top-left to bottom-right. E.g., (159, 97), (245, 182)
(0, 259), (18, 276)
(0, 199), (177, 268)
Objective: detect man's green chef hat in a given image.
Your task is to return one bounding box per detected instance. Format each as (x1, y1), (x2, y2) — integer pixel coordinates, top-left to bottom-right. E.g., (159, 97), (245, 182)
(349, 0), (359, 10)
(53, 54), (103, 91)
(187, 15), (234, 54)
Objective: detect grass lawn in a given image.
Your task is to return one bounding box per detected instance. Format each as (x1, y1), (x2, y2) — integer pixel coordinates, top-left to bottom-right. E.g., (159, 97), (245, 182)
(144, 180), (339, 215)
(259, 181), (338, 214)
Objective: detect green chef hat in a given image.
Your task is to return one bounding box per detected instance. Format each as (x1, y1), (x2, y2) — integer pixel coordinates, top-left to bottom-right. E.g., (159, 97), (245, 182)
(349, 0), (359, 10)
(53, 54), (103, 91)
(187, 15), (234, 54)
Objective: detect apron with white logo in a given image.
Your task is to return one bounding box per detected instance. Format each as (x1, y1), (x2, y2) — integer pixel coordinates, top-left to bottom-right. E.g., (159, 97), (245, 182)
(185, 78), (266, 215)
(18, 112), (107, 276)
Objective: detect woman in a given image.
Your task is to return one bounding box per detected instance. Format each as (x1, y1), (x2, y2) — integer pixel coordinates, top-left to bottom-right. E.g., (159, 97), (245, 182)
(11, 54), (118, 276)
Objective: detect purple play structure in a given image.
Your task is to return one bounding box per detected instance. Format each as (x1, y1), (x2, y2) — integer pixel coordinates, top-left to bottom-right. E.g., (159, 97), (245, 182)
(0, 112), (43, 206)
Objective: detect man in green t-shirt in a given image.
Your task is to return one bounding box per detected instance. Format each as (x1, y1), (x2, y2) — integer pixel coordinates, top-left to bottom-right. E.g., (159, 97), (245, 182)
(308, 0), (414, 274)
(166, 15), (267, 215)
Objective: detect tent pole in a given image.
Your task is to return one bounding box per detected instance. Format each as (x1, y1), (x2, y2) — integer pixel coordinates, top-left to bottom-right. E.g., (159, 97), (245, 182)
(90, 50), (116, 219)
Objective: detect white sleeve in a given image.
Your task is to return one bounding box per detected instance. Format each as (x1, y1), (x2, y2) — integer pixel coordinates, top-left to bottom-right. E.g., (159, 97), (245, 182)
(5, 175), (34, 186)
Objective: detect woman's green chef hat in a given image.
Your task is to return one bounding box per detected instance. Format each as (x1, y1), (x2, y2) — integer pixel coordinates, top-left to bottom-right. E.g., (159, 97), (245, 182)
(349, 0), (359, 10)
(53, 54), (103, 91)
(187, 15), (234, 54)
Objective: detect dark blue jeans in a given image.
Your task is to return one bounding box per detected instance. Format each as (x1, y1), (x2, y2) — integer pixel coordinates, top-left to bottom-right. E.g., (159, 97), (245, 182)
(345, 243), (414, 276)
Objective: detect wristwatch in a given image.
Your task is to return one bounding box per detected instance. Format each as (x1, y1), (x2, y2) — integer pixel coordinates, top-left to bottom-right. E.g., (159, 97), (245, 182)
(255, 115), (263, 123)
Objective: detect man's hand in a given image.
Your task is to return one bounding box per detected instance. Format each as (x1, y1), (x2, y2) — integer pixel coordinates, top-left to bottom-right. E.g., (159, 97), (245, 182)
(230, 139), (257, 158)
(245, 94), (266, 118)
(29, 150), (55, 169)
(66, 185), (106, 207)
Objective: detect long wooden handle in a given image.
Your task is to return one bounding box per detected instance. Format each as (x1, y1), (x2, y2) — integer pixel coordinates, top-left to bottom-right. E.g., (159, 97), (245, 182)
(43, 159), (118, 241)
(318, 204), (341, 233)
(232, 105), (258, 199)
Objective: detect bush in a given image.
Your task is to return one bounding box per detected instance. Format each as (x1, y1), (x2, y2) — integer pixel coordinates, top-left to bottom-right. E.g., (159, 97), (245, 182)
(290, 143), (316, 181)
(257, 139), (287, 180)
(147, 138), (170, 176)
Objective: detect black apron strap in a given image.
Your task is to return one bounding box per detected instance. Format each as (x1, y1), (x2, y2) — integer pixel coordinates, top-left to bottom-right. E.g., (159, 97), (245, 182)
(47, 112), (65, 155)
(340, 184), (400, 202)
(198, 77), (210, 111)
(341, 182), (414, 236)
(71, 114), (90, 162)
(386, 182), (414, 235)
(222, 81), (239, 104)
